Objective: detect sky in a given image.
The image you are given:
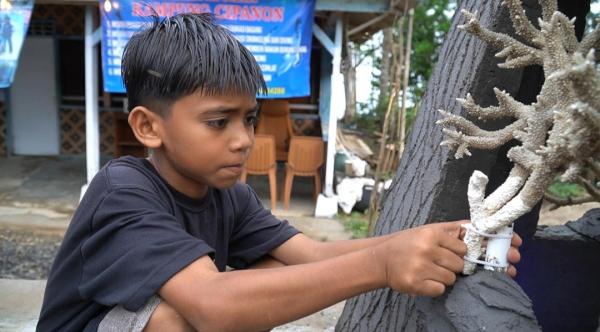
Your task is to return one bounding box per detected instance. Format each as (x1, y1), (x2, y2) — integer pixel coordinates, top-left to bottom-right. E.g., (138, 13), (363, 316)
(355, 38), (378, 108)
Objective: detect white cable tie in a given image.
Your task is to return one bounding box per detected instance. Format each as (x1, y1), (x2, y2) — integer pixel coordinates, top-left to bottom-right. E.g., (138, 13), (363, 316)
(463, 255), (508, 269)
(461, 223), (512, 239)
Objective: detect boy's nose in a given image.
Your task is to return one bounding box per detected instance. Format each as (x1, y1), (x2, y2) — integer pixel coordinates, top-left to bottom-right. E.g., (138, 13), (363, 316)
(230, 124), (253, 152)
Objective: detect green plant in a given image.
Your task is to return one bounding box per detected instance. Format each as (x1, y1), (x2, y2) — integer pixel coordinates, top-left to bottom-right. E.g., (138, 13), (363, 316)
(337, 212), (369, 239)
(547, 179), (587, 199)
(348, 0), (455, 141)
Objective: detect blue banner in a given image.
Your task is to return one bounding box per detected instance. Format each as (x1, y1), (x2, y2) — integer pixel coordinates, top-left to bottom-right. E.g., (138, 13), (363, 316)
(0, 0), (34, 88)
(100, 0), (315, 98)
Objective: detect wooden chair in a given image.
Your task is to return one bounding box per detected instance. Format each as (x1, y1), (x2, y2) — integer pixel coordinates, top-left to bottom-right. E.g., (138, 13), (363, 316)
(256, 100), (294, 161)
(240, 134), (278, 211)
(283, 136), (325, 210)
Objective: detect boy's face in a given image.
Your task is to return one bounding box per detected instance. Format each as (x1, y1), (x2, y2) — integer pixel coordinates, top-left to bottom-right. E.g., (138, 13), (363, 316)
(155, 92), (258, 197)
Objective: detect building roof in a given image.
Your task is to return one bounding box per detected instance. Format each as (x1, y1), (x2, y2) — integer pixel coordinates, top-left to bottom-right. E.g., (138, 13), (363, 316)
(315, 0), (416, 43)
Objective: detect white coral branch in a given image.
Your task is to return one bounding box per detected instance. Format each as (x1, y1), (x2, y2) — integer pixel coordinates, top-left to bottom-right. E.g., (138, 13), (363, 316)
(439, 119), (526, 153)
(539, 13), (572, 72)
(463, 170), (534, 274)
(559, 161), (584, 182)
(459, 10), (543, 68)
(578, 176), (600, 201)
(438, 0), (600, 275)
(437, 109), (527, 138)
(550, 51), (600, 111)
(456, 94), (503, 120)
(577, 21), (600, 57)
(539, 0), (558, 21)
(483, 165), (530, 213)
(558, 16), (578, 53)
(504, 0), (543, 46)
(440, 125), (521, 157)
(587, 158), (600, 178)
(456, 89), (532, 121)
(507, 146), (541, 172)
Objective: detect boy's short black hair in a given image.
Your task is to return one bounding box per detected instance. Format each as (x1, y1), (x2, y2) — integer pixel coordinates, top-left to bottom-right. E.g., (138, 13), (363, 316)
(122, 13), (267, 114)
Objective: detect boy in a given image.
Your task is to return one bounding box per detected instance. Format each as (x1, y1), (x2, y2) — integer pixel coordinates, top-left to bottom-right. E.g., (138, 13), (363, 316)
(37, 13), (521, 332)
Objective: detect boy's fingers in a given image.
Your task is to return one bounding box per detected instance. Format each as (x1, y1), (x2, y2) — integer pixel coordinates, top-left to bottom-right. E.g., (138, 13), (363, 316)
(428, 264), (457, 286)
(418, 280), (447, 297)
(433, 247), (465, 273)
(436, 222), (522, 277)
(507, 264), (517, 278)
(511, 232), (523, 247)
(439, 220), (468, 236)
(507, 246), (521, 265)
(508, 233), (522, 266)
(438, 232), (468, 257)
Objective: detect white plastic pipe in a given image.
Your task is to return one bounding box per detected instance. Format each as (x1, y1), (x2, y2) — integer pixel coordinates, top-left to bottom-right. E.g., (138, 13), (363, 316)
(484, 224), (513, 272)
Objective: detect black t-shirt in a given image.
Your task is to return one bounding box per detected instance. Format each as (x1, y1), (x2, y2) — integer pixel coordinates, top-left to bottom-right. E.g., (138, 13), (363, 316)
(36, 156), (299, 332)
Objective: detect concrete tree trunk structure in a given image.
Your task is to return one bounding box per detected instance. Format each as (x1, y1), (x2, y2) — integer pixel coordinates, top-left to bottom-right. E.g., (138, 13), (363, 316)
(336, 0), (591, 330)
(438, 0), (600, 275)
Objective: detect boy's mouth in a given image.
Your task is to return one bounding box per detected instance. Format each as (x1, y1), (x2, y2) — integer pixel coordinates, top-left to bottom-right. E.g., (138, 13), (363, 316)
(221, 163), (244, 175)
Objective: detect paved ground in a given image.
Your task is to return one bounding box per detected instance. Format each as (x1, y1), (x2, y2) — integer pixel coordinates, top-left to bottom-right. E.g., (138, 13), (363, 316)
(0, 280), (46, 332)
(0, 156), (351, 331)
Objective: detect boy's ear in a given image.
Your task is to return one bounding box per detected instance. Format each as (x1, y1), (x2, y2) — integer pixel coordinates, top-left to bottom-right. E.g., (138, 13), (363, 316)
(127, 106), (163, 149)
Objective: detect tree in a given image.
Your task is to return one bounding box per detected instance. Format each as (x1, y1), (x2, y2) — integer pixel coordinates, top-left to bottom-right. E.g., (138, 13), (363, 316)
(341, 22), (378, 124)
(410, 0), (454, 101)
(349, 0), (454, 141)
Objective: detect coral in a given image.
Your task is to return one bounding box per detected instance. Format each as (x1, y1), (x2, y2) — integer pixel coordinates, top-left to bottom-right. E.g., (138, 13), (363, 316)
(437, 0), (600, 274)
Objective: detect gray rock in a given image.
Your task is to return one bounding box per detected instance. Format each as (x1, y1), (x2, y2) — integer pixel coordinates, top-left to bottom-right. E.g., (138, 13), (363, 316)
(566, 208), (600, 243)
(415, 271), (540, 332)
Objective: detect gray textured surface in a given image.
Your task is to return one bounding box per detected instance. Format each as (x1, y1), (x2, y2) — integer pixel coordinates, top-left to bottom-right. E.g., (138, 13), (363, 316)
(336, 0), (595, 330)
(566, 208), (600, 242)
(337, 0), (533, 330)
(0, 155), (88, 214)
(416, 271), (540, 332)
(0, 279), (45, 332)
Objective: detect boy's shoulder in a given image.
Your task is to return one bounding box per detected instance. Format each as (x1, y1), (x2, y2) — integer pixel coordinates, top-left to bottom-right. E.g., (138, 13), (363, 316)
(81, 156), (167, 206)
(77, 156), (175, 226)
(100, 156), (159, 191)
(89, 156), (258, 213)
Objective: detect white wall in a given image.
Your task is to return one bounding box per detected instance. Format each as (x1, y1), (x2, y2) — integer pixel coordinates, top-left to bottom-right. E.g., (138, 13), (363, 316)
(10, 36), (59, 155)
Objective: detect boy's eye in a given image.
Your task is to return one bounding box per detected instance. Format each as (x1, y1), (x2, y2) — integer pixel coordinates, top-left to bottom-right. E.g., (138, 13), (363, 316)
(206, 119), (228, 129)
(245, 115), (258, 126)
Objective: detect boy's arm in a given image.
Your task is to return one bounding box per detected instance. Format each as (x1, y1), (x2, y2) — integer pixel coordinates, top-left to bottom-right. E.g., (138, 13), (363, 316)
(158, 221), (467, 332)
(268, 233), (396, 265)
(269, 220), (521, 277)
(246, 234), (395, 269)
(245, 234), (396, 270)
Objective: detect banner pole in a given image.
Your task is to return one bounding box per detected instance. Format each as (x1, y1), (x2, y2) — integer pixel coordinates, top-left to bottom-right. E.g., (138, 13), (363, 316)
(82, 5), (101, 198)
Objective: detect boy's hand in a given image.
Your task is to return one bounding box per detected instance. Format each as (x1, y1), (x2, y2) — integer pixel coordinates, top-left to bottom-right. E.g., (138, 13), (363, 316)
(455, 222), (523, 277)
(506, 231), (522, 277)
(377, 221), (523, 297)
(377, 221), (467, 297)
